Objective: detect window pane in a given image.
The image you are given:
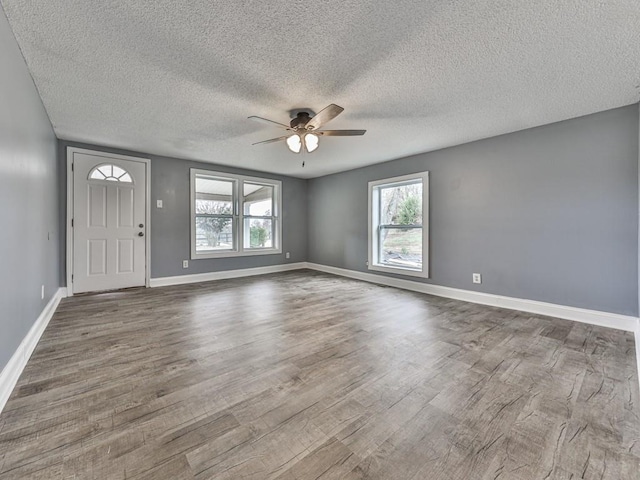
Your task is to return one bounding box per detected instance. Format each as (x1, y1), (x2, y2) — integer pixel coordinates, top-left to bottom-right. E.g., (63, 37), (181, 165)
(112, 166), (126, 178)
(244, 218), (273, 249)
(379, 228), (422, 269)
(195, 177), (233, 213)
(98, 165), (112, 177)
(380, 182), (422, 225)
(195, 216), (234, 252)
(243, 183), (273, 216)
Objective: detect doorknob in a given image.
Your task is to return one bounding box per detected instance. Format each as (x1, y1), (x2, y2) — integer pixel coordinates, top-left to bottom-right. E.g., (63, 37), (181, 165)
(138, 232), (144, 237)
(139, 224), (144, 228)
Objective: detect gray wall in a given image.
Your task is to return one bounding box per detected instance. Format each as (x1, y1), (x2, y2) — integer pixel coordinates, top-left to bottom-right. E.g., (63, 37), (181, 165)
(58, 141), (307, 280)
(0, 7), (60, 371)
(308, 105), (639, 316)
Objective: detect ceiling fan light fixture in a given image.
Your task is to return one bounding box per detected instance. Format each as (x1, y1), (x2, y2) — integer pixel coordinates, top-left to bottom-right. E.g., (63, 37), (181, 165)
(304, 133), (319, 153)
(286, 134), (302, 153)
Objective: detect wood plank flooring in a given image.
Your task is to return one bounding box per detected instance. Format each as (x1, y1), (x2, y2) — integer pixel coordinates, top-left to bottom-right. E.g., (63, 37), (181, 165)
(0, 270), (639, 479)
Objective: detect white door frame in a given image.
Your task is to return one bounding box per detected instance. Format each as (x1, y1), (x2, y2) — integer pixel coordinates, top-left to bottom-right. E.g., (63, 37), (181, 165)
(66, 147), (151, 296)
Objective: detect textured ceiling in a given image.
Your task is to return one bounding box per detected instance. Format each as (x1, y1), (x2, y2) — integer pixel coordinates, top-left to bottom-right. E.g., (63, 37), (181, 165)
(2, 1), (640, 178)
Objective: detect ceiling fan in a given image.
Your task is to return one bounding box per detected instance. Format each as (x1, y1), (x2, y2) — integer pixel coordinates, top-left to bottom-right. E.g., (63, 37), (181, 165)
(249, 104), (366, 161)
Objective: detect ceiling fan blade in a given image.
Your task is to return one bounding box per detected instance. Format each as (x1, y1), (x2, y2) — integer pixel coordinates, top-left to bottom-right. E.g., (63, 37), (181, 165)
(317, 129), (366, 136)
(248, 116), (291, 130)
(305, 104), (344, 130)
(252, 136), (288, 145)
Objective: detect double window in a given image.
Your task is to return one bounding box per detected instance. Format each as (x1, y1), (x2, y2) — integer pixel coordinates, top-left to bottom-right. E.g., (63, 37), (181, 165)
(190, 169), (281, 259)
(368, 172), (429, 278)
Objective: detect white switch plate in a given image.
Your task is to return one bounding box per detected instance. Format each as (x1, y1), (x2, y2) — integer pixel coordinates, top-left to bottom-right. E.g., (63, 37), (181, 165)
(472, 273), (482, 284)
(182, 260), (189, 269)
(285, 252), (290, 259)
(157, 199), (163, 208)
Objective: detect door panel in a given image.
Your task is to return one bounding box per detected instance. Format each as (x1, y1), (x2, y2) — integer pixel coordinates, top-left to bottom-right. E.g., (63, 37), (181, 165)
(72, 152), (147, 293)
(88, 239), (107, 275)
(117, 239), (135, 273)
(88, 185), (107, 227)
(117, 188), (134, 228)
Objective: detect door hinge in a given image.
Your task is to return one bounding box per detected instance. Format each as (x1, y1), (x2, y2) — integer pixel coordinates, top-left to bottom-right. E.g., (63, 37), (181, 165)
(71, 218), (74, 227)
(71, 163), (74, 171)
(71, 274), (74, 282)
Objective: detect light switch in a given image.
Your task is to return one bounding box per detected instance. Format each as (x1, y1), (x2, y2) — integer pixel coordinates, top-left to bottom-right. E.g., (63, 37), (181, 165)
(157, 199), (163, 208)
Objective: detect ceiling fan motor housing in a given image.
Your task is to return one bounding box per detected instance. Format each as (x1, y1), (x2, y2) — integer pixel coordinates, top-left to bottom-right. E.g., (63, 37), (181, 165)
(290, 112), (311, 130)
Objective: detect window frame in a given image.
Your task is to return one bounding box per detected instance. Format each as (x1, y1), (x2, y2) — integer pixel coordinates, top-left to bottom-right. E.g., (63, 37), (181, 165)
(368, 171), (429, 278)
(190, 169), (282, 259)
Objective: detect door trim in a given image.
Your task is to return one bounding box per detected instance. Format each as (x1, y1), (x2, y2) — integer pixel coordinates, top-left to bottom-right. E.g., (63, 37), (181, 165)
(66, 147), (151, 296)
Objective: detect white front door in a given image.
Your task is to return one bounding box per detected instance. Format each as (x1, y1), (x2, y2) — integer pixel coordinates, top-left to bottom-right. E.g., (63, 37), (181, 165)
(71, 151), (147, 293)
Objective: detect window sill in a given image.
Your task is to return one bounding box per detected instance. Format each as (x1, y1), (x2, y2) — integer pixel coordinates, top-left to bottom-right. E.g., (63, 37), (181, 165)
(191, 248), (282, 260)
(368, 263), (429, 279)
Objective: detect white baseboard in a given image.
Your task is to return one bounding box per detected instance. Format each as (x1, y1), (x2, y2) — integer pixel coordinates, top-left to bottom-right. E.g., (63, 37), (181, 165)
(306, 263), (639, 332)
(149, 262), (308, 288)
(0, 287), (67, 415)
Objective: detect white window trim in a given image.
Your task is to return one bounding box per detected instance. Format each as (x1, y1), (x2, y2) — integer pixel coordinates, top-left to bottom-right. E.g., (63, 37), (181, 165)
(368, 171), (429, 278)
(190, 168), (282, 259)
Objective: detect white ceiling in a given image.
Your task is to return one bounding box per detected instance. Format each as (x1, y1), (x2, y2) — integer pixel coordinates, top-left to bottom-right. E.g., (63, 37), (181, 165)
(2, 1), (640, 179)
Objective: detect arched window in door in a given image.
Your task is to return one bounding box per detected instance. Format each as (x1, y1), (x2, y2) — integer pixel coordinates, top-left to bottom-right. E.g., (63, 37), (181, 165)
(88, 164), (133, 183)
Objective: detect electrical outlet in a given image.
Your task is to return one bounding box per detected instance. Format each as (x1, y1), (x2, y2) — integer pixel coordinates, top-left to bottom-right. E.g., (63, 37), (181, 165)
(472, 273), (482, 284)
(285, 252), (290, 259)
(157, 199), (163, 208)
(41, 285), (45, 299)
(182, 260), (189, 269)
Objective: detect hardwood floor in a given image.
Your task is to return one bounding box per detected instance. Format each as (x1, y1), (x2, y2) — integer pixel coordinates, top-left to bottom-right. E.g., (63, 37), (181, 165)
(0, 270), (639, 479)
